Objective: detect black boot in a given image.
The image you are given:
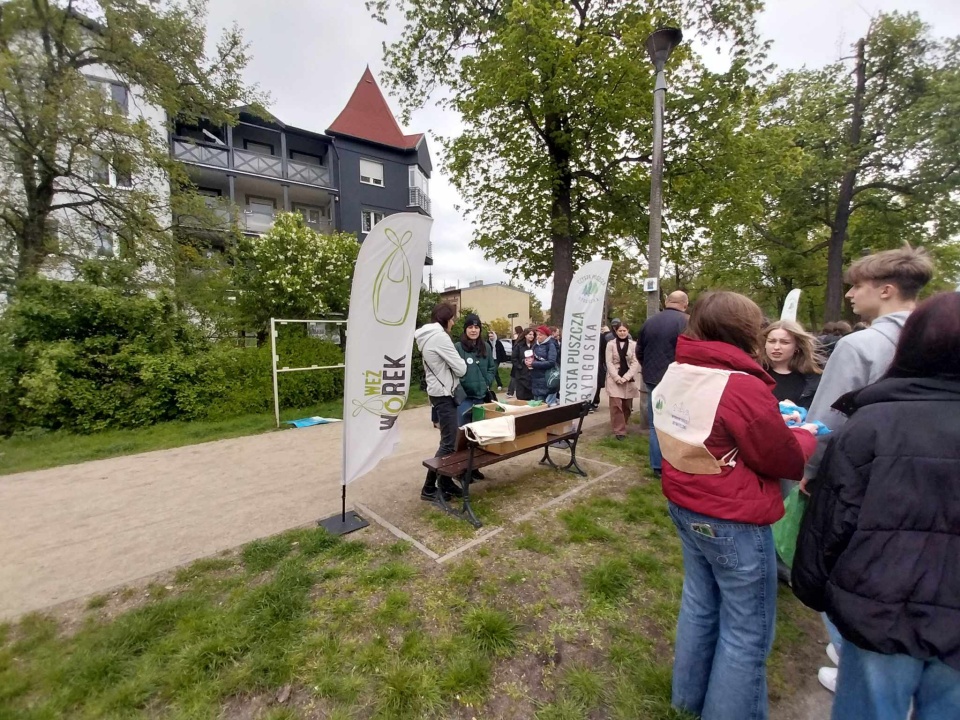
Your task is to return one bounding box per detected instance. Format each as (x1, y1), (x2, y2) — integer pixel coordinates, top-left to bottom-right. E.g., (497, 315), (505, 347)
(439, 478), (464, 498)
(471, 469), (485, 480)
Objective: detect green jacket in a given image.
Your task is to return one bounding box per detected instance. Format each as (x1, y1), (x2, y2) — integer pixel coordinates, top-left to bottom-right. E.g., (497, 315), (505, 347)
(455, 341), (496, 400)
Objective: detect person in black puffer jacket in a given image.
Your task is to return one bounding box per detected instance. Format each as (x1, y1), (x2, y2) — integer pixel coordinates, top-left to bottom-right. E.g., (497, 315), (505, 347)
(792, 292), (960, 720)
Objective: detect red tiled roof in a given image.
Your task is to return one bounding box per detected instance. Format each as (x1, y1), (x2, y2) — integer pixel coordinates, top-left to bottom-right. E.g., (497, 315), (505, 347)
(327, 67), (422, 150)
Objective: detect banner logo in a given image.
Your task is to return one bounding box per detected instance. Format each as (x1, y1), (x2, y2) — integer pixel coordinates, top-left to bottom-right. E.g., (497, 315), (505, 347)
(373, 228), (415, 327)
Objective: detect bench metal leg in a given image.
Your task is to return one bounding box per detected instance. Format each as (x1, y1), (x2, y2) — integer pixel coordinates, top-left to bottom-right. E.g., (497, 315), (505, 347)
(431, 472), (483, 529)
(540, 438), (588, 477)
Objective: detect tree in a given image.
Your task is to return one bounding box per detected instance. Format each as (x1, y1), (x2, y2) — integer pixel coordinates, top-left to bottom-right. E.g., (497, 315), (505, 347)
(232, 212), (359, 341)
(369, 0), (763, 325)
(488, 317), (512, 336)
(747, 13), (960, 320)
(529, 293), (544, 324)
(0, 0), (263, 292)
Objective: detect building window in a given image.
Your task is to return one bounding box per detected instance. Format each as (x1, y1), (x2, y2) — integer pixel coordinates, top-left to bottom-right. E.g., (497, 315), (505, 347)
(408, 165), (429, 194)
(95, 225), (115, 256)
(294, 203), (328, 225)
(246, 196), (276, 215)
(113, 156), (132, 188)
(361, 210), (385, 233)
(359, 159), (384, 187)
(91, 155), (110, 185)
(243, 140), (274, 156)
(110, 83), (129, 115)
(290, 151), (322, 166)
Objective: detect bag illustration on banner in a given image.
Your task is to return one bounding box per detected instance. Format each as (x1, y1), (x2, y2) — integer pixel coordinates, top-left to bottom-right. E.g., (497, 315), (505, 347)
(372, 228), (414, 326)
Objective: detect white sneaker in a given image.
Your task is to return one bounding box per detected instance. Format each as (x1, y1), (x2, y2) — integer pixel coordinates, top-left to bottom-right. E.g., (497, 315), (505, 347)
(818, 666), (837, 693)
(826, 643), (840, 666)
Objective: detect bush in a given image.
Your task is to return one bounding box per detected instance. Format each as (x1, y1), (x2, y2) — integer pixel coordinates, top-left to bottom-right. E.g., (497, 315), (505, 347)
(0, 280), (344, 434)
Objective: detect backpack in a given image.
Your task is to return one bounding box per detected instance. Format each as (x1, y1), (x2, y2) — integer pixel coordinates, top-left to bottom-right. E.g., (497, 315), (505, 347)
(651, 363), (742, 475)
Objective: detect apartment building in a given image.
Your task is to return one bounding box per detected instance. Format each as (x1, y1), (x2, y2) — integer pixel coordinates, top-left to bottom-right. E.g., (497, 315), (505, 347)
(171, 68), (433, 263)
(440, 281), (534, 329)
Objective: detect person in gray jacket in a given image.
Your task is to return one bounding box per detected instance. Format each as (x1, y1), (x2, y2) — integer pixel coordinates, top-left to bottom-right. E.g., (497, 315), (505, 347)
(414, 303), (467, 502)
(800, 243), (934, 695)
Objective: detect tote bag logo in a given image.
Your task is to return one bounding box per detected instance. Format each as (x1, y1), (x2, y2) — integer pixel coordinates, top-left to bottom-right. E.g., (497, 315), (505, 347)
(373, 228), (414, 327)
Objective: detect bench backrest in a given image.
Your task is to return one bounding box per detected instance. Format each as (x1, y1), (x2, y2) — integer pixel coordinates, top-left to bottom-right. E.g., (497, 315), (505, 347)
(453, 401), (589, 451)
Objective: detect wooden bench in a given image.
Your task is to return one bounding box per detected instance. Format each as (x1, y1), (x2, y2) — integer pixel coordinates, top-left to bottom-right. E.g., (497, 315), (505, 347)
(422, 401), (591, 527)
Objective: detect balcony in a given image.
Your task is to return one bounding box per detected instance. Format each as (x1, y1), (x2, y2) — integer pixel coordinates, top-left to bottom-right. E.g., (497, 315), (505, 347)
(177, 205), (234, 232)
(287, 159), (332, 187)
(233, 148), (282, 178)
(172, 137), (334, 189)
(172, 139), (228, 168)
(408, 186), (431, 215)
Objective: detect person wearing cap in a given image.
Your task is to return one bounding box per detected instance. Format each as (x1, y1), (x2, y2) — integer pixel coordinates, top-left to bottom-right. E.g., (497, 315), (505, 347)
(532, 325), (559, 405)
(592, 319), (621, 410)
(455, 313), (497, 428)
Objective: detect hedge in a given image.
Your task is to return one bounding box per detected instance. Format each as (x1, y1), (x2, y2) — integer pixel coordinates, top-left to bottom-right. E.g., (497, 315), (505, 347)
(0, 280), (344, 435)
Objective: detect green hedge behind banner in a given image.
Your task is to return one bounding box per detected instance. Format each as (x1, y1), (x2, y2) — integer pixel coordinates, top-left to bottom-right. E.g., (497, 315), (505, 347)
(0, 280), (344, 435)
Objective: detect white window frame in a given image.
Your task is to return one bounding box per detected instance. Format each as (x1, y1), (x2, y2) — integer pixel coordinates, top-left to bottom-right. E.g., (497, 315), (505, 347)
(246, 195), (276, 215)
(361, 210), (385, 233)
(408, 165), (429, 194)
(359, 159), (384, 187)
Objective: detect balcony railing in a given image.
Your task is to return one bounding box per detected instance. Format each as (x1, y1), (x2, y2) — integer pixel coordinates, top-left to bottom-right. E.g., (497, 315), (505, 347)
(172, 139), (229, 168)
(241, 211), (276, 234)
(408, 186), (431, 215)
(172, 137), (334, 188)
(176, 205), (234, 231)
(287, 159), (332, 187)
(233, 149), (283, 178)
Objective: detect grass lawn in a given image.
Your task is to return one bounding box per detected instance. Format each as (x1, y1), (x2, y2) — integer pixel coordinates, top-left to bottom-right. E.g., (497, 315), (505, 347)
(0, 388), (429, 476)
(0, 433), (824, 719)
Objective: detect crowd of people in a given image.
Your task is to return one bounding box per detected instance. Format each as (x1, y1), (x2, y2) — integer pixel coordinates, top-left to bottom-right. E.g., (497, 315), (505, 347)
(414, 244), (958, 719)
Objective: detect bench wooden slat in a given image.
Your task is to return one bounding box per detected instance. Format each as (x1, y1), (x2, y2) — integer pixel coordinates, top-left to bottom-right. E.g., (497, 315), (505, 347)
(424, 429), (579, 476)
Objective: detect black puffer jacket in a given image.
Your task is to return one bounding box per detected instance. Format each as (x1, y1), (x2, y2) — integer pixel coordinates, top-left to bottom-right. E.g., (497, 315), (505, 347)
(792, 376), (960, 671)
(637, 308), (688, 386)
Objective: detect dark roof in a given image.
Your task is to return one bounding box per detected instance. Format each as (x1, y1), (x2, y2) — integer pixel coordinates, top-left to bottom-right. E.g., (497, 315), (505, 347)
(326, 67), (423, 150)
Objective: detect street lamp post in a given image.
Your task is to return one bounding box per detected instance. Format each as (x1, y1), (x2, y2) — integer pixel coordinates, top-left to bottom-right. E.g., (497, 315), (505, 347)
(644, 27), (683, 319)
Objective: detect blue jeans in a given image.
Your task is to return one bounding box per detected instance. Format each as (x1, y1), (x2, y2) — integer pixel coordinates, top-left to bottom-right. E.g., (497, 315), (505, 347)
(824, 613), (843, 653)
(646, 383), (662, 471)
(668, 502), (777, 720)
(833, 641), (960, 720)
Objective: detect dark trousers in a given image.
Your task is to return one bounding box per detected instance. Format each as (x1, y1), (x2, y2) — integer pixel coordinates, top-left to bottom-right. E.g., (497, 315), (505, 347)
(494, 367), (504, 388)
(425, 395), (459, 489)
(592, 365), (606, 406)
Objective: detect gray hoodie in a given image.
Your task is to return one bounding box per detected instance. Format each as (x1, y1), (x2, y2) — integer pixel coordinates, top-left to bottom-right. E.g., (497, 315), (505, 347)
(415, 322), (467, 398)
(805, 311), (909, 478)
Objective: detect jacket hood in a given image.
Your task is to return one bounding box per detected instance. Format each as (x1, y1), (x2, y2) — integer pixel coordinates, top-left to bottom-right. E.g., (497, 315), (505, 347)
(674, 336), (774, 388)
(872, 311), (910, 331)
(834, 375), (960, 416)
(414, 322), (446, 350)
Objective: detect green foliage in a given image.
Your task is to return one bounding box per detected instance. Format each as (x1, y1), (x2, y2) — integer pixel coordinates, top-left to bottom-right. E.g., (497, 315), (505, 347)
(0, 279), (343, 434)
(232, 213), (359, 335)
(583, 558), (634, 603)
(462, 607), (519, 655)
(0, 0), (264, 291)
(373, 0), (764, 321)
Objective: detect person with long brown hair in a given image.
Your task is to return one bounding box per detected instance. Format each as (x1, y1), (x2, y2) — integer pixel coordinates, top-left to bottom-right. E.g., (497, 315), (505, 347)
(651, 291), (819, 720)
(761, 320), (822, 410)
(793, 292), (960, 719)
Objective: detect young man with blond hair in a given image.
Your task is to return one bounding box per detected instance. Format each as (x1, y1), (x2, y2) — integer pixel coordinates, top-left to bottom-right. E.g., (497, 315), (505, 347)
(796, 243), (935, 694)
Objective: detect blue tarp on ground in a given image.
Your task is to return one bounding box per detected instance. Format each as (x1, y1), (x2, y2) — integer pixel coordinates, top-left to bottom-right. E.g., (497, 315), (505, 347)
(283, 417), (343, 429)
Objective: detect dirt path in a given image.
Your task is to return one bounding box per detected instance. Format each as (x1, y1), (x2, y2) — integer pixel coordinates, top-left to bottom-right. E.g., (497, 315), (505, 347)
(0, 403), (614, 619)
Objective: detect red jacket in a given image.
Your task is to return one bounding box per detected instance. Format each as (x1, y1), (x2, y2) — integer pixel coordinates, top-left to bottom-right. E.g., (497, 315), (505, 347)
(660, 336), (818, 525)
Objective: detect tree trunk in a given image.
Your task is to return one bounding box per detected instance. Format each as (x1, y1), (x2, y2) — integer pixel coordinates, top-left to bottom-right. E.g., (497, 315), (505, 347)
(825, 38), (867, 321)
(545, 112), (574, 327)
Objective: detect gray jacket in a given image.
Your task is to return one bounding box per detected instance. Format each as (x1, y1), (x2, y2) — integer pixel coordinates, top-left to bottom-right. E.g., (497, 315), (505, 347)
(415, 322), (467, 398)
(805, 311), (909, 478)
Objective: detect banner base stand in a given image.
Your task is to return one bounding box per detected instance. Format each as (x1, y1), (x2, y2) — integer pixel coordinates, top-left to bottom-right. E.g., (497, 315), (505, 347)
(317, 511), (369, 536)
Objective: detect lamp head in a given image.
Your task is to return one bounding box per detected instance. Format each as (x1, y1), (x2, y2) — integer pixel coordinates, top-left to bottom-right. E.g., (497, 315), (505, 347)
(646, 27), (683, 72)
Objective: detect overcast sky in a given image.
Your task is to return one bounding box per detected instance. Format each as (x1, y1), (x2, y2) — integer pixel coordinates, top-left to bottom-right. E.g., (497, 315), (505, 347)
(203, 0), (960, 305)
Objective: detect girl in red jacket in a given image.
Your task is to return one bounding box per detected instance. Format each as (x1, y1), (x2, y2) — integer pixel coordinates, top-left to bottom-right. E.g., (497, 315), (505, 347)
(651, 292), (819, 720)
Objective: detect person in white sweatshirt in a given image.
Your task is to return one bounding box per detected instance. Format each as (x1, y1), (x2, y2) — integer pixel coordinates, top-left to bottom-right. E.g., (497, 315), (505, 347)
(414, 303), (467, 502)
(801, 244), (935, 694)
